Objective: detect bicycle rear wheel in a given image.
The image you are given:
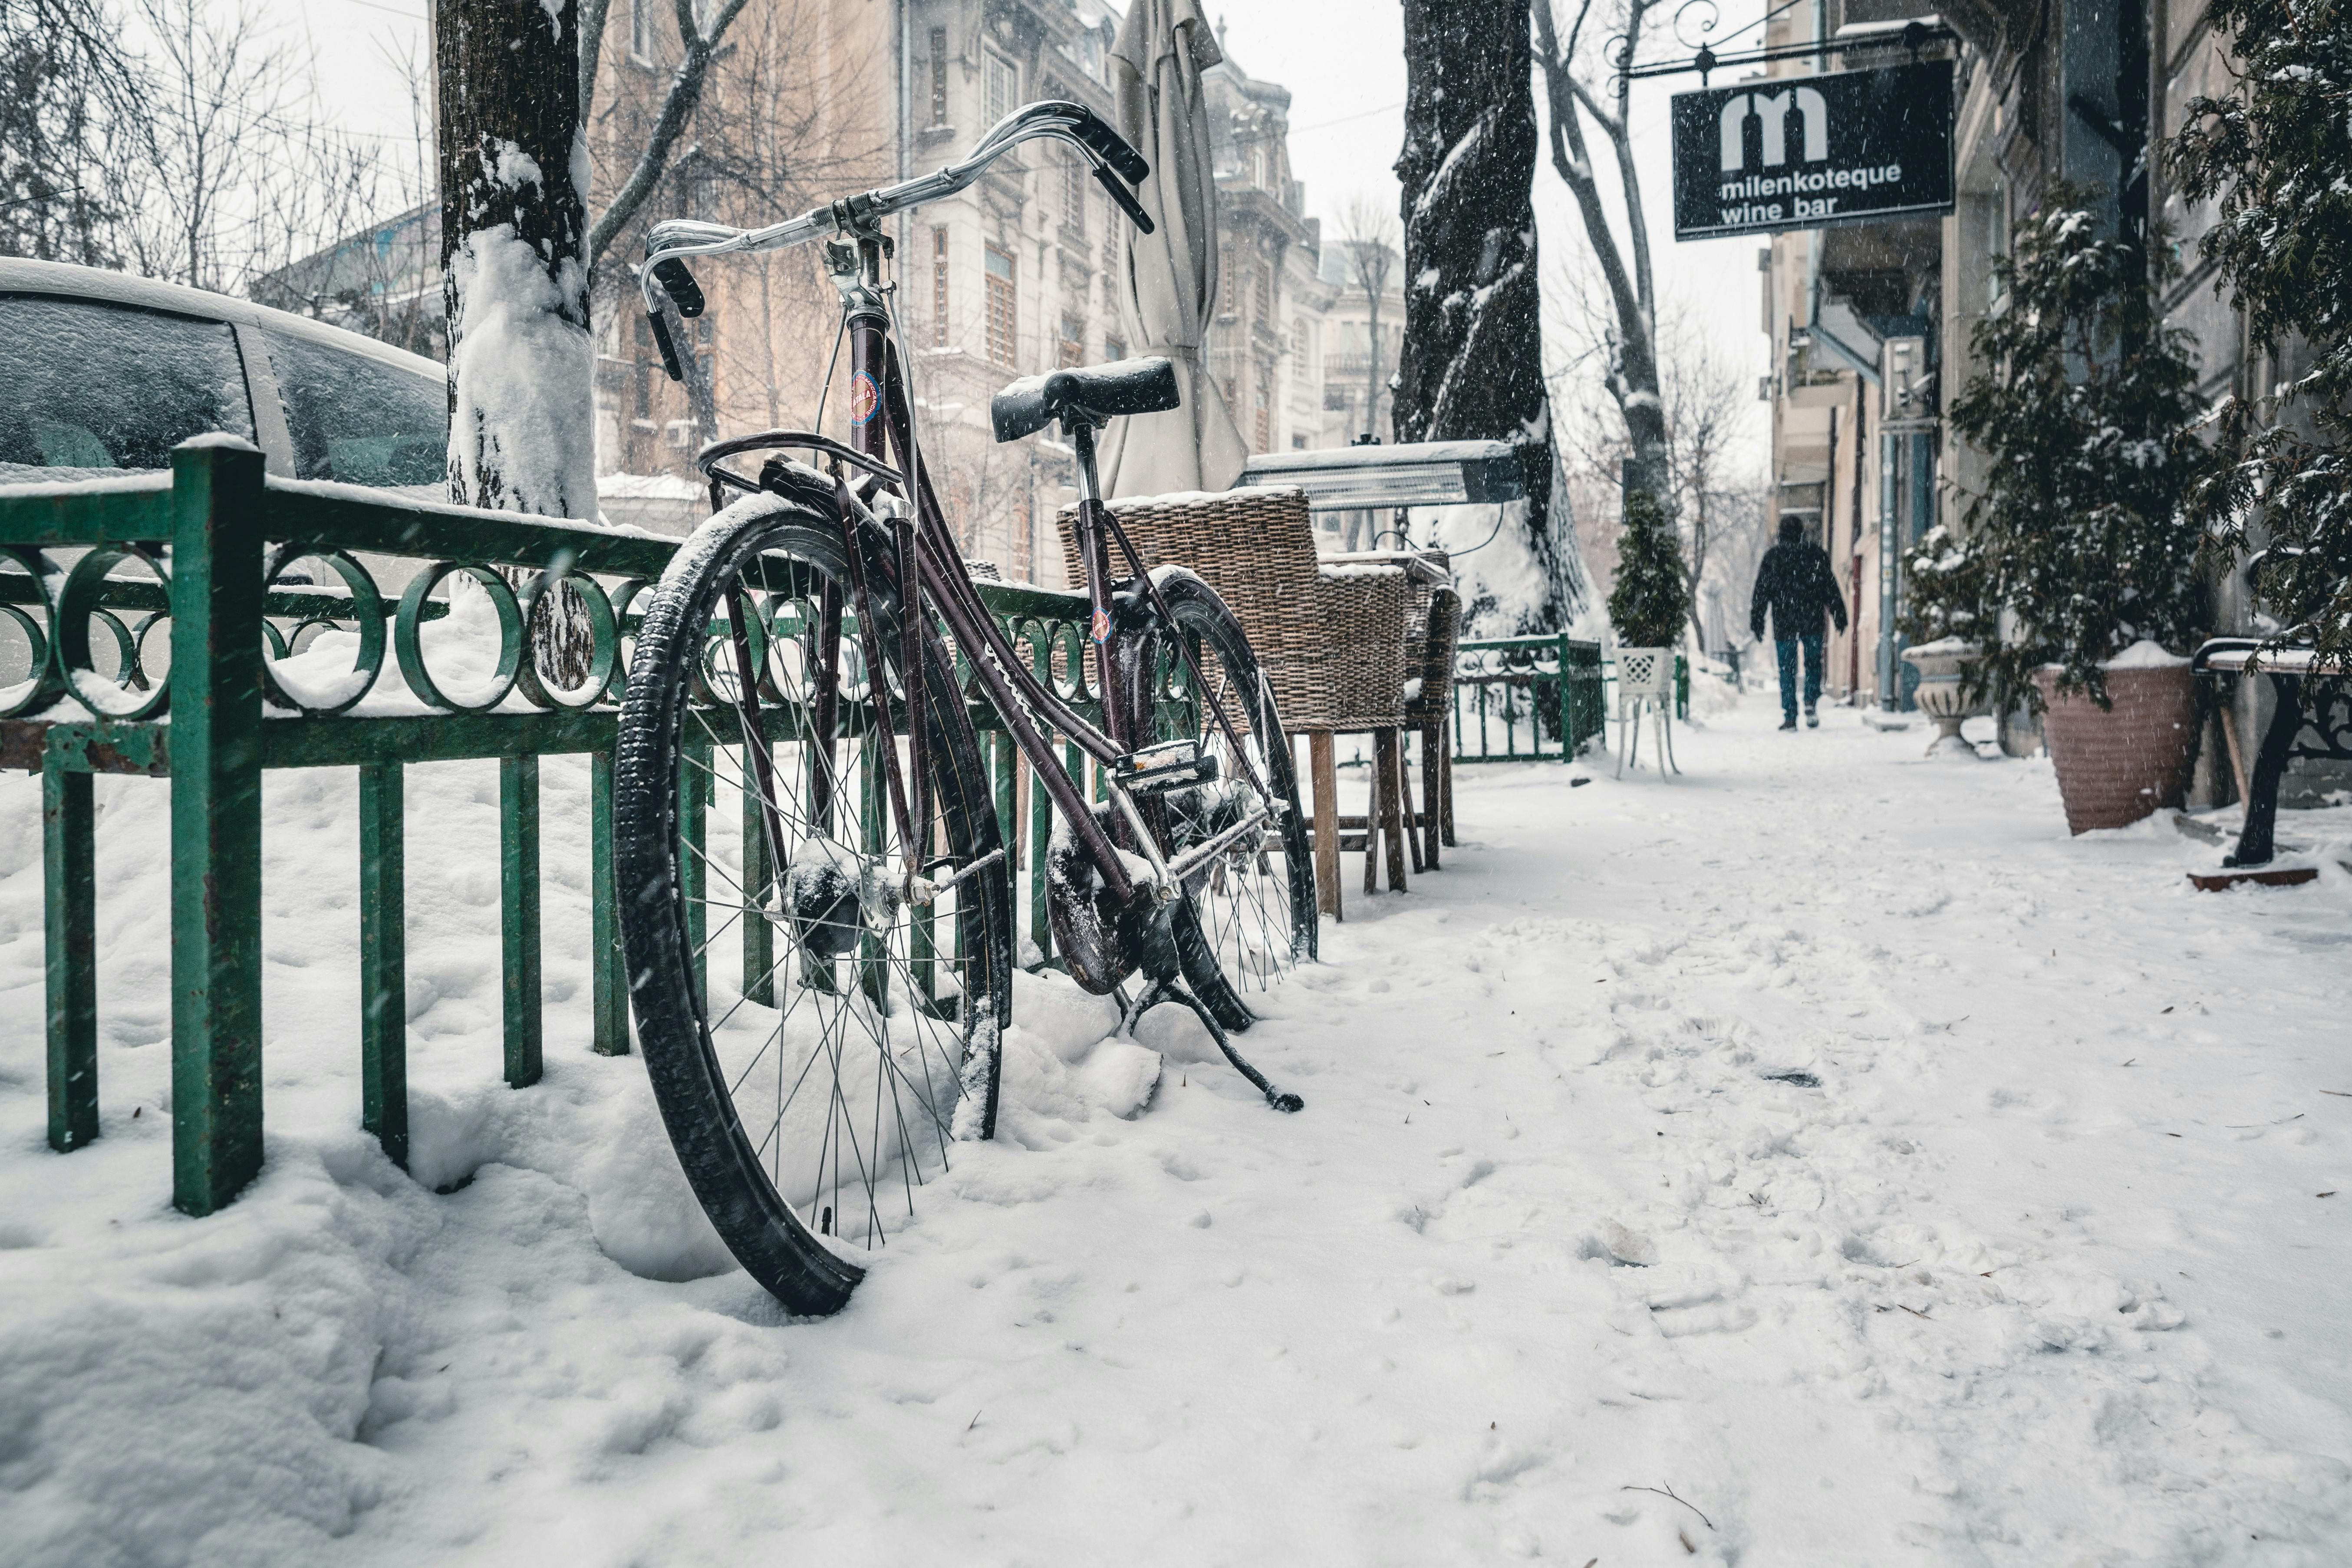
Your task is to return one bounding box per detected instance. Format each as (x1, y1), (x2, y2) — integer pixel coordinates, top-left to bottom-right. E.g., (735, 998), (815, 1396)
(1144, 567), (1318, 1031)
(616, 489), (1012, 1314)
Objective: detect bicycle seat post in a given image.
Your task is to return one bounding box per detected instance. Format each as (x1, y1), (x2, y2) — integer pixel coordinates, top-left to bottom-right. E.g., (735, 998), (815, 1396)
(1069, 419), (1105, 508)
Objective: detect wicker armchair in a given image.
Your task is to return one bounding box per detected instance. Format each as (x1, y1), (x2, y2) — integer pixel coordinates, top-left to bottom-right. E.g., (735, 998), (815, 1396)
(1054, 487), (1413, 915)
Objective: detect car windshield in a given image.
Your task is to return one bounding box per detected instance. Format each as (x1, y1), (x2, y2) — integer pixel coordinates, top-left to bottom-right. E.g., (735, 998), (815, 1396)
(0, 294), (256, 477)
(263, 329), (447, 488)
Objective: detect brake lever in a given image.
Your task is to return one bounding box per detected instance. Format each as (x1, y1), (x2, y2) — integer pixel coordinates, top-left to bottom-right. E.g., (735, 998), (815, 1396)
(647, 310), (687, 383)
(1093, 164), (1157, 236)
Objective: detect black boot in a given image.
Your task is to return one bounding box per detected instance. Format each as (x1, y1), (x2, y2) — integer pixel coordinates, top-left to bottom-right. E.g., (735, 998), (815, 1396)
(1804, 704), (1819, 728)
(1778, 715), (1798, 731)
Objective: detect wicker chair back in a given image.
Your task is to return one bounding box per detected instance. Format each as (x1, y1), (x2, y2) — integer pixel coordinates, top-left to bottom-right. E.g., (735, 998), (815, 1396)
(1054, 487), (1410, 731)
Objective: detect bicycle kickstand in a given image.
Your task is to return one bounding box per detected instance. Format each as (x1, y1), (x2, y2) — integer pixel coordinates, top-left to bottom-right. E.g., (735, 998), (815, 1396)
(1123, 978), (1304, 1114)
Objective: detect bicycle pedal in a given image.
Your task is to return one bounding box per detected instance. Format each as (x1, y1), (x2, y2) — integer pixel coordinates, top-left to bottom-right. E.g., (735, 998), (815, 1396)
(1114, 740), (1220, 797)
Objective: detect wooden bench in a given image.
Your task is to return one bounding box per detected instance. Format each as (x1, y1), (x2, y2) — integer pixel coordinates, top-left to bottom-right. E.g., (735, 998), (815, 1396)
(2187, 638), (2352, 888)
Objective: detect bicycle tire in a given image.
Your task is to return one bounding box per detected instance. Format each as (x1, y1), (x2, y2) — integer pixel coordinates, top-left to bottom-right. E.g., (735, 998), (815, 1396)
(1144, 567), (1319, 1030)
(616, 488), (1012, 1315)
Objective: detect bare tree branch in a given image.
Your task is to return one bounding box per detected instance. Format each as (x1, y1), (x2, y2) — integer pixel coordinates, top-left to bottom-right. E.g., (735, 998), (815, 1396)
(579, 0), (613, 115)
(584, 0), (753, 273)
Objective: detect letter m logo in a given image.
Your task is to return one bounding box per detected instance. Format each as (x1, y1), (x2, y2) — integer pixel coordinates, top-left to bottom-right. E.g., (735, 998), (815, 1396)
(1718, 86), (1829, 172)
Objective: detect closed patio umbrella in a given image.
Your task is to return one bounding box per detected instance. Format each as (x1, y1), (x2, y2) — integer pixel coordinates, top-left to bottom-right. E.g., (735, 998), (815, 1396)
(1096, 0), (1251, 499)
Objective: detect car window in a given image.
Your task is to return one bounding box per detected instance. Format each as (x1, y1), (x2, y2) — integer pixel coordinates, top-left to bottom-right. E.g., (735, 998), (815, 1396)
(264, 329), (447, 488)
(0, 294), (256, 475)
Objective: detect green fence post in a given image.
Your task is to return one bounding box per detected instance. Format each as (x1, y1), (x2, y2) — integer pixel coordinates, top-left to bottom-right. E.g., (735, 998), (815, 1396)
(44, 756), (96, 1152)
(501, 754), (542, 1088)
(741, 742), (775, 1007)
(169, 436), (267, 1216)
(358, 760), (406, 1167)
(590, 751), (629, 1053)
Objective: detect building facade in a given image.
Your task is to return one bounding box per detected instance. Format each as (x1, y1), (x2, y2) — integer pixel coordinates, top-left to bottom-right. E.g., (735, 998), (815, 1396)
(1757, 3), (1952, 715)
(590, 0), (1350, 583)
(268, 1), (1356, 580)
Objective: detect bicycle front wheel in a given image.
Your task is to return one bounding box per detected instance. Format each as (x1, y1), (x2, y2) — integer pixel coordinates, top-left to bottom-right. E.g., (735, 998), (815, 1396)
(616, 489), (1012, 1315)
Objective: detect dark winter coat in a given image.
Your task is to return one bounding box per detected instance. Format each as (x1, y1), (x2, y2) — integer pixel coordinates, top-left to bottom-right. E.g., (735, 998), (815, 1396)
(1749, 541), (1850, 641)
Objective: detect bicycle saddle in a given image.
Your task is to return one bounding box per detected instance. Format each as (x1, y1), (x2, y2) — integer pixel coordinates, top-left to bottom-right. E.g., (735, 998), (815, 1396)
(990, 355), (1180, 442)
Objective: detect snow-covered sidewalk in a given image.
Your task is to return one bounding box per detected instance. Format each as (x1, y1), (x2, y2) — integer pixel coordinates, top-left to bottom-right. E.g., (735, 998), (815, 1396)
(4, 686), (2350, 1565)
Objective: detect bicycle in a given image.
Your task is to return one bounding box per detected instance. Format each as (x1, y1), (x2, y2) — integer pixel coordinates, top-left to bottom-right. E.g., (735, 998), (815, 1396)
(614, 101), (1319, 1314)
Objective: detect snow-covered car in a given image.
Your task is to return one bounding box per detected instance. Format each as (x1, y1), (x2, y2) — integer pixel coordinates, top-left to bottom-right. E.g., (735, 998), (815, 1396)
(0, 257), (447, 488)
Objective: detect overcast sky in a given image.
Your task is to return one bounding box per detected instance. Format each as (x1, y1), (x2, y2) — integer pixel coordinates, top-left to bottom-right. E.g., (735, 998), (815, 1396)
(272, 0), (1771, 467)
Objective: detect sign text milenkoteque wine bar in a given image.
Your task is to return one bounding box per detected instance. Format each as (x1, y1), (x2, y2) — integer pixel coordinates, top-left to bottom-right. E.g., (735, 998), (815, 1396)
(1670, 60), (1954, 241)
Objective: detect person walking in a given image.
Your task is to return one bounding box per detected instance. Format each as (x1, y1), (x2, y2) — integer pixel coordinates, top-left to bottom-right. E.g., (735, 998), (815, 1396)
(1749, 516), (1848, 730)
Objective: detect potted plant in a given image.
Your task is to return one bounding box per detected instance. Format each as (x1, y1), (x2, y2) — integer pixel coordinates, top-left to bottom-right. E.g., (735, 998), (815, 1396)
(1910, 188), (2207, 831)
(1900, 527), (1988, 756)
(1608, 485), (1688, 649)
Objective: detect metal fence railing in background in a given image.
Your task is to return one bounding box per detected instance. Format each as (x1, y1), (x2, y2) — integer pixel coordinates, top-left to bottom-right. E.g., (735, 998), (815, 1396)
(1449, 635), (1606, 762)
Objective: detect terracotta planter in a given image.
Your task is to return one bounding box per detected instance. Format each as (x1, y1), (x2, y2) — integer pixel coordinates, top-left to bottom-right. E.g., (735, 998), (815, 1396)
(2034, 662), (2197, 834)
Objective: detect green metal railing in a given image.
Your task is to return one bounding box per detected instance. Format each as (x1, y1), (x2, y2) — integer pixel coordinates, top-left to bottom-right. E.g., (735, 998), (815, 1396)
(1, 438), (1100, 1217)
(1449, 635), (1606, 762)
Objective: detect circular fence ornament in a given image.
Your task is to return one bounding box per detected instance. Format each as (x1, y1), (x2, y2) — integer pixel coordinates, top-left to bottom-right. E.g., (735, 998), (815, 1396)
(260, 546), (386, 716)
(0, 548), (67, 721)
(395, 562), (524, 713)
(56, 545), (170, 721)
(515, 563), (619, 712)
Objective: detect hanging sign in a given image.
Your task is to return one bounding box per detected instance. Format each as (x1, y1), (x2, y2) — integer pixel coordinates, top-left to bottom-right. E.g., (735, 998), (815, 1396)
(1670, 59), (1954, 240)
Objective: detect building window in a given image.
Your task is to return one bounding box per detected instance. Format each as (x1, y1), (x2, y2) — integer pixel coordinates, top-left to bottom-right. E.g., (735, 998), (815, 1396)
(1062, 149), (1087, 237)
(1291, 316), (1308, 376)
(984, 242), (1016, 366)
(931, 225), (950, 348)
(1256, 260), (1273, 332)
(1253, 376), (1271, 451)
(1104, 335), (1125, 361)
(1218, 246), (1236, 317)
(984, 50), (1018, 128)
(929, 29), (949, 125)
(1059, 313), (1084, 367)
(631, 0), (659, 62)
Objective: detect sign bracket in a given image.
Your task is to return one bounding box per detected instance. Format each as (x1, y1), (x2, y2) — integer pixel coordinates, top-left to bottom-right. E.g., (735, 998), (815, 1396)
(1620, 15), (1956, 87)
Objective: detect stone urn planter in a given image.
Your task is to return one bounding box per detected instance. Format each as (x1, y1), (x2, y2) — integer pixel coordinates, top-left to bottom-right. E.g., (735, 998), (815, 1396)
(2033, 642), (2197, 834)
(1901, 638), (1984, 757)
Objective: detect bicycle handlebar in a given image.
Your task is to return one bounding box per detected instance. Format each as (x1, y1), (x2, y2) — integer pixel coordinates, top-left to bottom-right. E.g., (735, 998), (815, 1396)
(639, 100), (1152, 330)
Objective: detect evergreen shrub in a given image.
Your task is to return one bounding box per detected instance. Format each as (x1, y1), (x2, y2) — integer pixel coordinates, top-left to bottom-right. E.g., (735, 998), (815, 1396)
(1904, 186), (2205, 711)
(1608, 485), (1688, 648)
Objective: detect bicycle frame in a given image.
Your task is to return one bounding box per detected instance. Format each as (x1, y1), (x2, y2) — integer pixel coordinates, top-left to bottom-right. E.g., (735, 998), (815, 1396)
(656, 105), (1278, 918)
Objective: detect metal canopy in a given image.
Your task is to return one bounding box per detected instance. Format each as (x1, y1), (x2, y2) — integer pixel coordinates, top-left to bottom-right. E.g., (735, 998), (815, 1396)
(1236, 439), (1525, 513)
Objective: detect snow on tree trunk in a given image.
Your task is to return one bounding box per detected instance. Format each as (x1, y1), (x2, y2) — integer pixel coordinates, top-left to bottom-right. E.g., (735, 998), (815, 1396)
(435, 0), (596, 521)
(1393, 0), (1589, 636)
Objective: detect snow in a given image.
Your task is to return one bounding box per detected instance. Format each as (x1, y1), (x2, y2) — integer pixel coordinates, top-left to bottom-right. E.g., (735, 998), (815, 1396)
(445, 225), (598, 521)
(2105, 638), (2194, 669)
(5, 688), (2352, 1561)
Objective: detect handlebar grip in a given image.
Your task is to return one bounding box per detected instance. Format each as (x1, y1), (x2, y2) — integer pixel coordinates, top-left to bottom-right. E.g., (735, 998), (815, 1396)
(1065, 107), (1150, 185)
(647, 309), (687, 383)
(651, 256), (705, 318)
(1093, 165), (1157, 236)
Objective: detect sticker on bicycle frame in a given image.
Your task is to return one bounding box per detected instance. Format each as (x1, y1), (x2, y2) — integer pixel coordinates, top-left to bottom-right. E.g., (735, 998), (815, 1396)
(849, 370), (880, 426)
(1090, 607), (1111, 643)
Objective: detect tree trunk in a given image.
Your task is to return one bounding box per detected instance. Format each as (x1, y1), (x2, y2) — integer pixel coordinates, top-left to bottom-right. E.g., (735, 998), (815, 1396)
(1393, 0), (1585, 633)
(436, 0), (596, 521)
